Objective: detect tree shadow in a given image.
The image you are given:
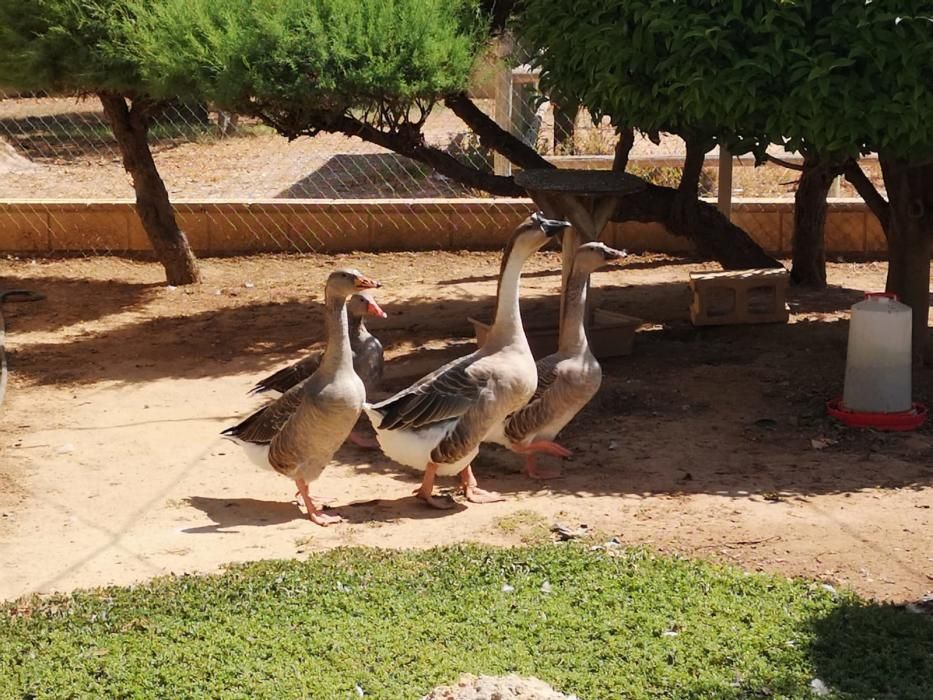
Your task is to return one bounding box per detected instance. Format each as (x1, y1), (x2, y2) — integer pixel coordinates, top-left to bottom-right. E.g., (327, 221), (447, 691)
(0, 110), (211, 164)
(807, 600), (933, 699)
(0, 275), (158, 334)
(276, 153), (476, 199)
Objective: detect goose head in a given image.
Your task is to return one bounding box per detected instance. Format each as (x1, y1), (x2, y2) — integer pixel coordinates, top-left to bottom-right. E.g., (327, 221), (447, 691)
(326, 268), (381, 300)
(572, 241), (627, 275)
(509, 211), (572, 258)
(348, 291), (388, 319)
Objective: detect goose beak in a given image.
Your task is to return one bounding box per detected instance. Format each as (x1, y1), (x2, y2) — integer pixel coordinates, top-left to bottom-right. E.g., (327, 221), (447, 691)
(354, 275), (381, 290)
(531, 211), (571, 236)
(603, 246), (628, 261)
(367, 300), (388, 319)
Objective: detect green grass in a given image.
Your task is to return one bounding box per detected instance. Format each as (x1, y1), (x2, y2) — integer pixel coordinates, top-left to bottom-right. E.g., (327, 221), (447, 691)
(1, 546), (931, 699)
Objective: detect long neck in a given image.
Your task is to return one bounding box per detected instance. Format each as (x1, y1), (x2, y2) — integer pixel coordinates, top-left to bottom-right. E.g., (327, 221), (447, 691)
(320, 292), (353, 372)
(485, 241), (530, 350)
(559, 268), (590, 353)
(348, 314), (368, 346)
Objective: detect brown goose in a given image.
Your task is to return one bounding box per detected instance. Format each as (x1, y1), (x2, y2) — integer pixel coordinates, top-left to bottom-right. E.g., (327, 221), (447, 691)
(362, 213), (570, 508)
(250, 291), (386, 396)
(222, 268), (380, 526)
(488, 241), (625, 479)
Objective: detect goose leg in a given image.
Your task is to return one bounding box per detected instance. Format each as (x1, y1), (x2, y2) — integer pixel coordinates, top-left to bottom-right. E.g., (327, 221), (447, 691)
(522, 453), (564, 480)
(513, 440), (573, 458)
(413, 462), (456, 509)
(295, 478), (344, 527)
(459, 465), (505, 503)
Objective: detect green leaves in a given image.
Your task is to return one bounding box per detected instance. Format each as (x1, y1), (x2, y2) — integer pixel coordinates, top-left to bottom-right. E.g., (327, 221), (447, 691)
(516, 0), (933, 164)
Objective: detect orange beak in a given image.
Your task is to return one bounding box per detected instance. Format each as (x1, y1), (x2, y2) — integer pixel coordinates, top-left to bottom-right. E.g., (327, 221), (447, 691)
(367, 300), (388, 319)
(354, 275), (381, 290)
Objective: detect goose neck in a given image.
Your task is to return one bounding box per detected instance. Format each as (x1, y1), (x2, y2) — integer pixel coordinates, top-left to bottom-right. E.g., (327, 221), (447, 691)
(558, 268), (590, 354)
(320, 292), (353, 372)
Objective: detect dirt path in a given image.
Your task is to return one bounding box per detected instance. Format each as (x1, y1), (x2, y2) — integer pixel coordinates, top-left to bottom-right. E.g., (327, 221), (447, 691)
(1, 252), (931, 602)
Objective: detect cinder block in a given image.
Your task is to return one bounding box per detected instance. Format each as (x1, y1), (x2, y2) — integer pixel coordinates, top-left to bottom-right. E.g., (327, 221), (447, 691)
(0, 210), (49, 251)
(290, 209), (371, 253)
(49, 208), (130, 251)
(689, 268), (789, 326)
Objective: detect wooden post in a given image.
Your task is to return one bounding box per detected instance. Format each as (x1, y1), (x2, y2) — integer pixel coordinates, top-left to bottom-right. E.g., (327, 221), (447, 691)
(493, 36), (513, 177)
(717, 145), (733, 221)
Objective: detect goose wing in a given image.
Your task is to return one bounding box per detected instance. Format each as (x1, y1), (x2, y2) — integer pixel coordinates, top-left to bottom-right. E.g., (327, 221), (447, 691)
(371, 354), (482, 431)
(503, 354), (563, 443)
(250, 351), (322, 395)
(223, 384), (304, 444)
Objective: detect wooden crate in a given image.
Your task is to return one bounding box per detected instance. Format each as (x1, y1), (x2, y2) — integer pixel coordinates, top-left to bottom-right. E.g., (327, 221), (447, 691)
(689, 268), (789, 326)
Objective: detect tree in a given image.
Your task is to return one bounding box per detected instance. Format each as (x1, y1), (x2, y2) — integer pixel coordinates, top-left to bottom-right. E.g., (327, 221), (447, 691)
(519, 0), (933, 360)
(124, 0), (779, 271)
(775, 1), (933, 361)
(0, 0), (201, 285)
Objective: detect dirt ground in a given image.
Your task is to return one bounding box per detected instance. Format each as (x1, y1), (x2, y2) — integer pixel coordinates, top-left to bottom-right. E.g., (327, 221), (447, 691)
(0, 95), (884, 200)
(0, 250), (931, 604)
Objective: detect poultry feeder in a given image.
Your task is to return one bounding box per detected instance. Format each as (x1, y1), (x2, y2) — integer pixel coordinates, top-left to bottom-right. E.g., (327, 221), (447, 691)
(826, 292), (927, 430)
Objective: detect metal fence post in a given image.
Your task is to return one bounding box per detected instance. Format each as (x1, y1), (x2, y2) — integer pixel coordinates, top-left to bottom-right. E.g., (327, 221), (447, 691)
(493, 36), (513, 177)
(718, 146), (733, 220)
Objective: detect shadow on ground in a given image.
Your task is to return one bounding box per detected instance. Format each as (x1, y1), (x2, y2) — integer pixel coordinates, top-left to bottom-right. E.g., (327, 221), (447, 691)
(808, 600), (933, 699)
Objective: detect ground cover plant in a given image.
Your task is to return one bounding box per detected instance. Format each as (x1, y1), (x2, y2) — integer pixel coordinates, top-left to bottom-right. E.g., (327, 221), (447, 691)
(2, 545), (931, 699)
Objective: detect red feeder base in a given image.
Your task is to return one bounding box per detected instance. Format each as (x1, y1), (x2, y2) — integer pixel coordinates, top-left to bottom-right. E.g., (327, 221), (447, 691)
(826, 397), (928, 431)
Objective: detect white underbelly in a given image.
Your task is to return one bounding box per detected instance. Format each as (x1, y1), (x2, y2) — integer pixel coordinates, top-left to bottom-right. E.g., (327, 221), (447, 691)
(363, 407), (475, 476)
(223, 436), (275, 473)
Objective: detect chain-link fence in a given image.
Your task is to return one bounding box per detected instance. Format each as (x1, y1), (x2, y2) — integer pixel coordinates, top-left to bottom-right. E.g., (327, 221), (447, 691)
(0, 73), (882, 260)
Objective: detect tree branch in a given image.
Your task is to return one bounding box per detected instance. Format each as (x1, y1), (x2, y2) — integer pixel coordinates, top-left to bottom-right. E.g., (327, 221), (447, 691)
(300, 110), (525, 197)
(844, 159), (890, 227)
(444, 92), (553, 170)
(612, 127), (635, 172)
(765, 154), (805, 172)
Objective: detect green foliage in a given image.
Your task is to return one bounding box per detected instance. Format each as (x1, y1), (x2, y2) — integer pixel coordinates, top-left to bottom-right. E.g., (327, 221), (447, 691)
(2, 545), (932, 699)
(126, 0), (487, 122)
(0, 0), (140, 94)
(517, 0), (933, 163)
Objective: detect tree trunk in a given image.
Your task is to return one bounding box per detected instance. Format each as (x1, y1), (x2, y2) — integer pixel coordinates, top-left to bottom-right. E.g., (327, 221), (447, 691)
(790, 155), (837, 288)
(99, 93), (201, 285)
(879, 156), (933, 363)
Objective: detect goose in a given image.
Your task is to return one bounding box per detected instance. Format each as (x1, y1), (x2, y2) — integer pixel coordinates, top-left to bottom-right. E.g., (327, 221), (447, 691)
(487, 241), (625, 479)
(249, 291), (387, 397)
(221, 268), (380, 526)
(362, 213), (570, 508)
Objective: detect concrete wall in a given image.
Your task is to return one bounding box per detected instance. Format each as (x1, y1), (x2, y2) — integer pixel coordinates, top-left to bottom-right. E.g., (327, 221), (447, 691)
(0, 198), (887, 256)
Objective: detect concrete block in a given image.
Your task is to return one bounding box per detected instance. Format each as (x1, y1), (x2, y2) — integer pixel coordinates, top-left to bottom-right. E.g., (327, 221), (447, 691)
(49, 207), (130, 251)
(447, 204), (527, 249)
(371, 209), (451, 251)
(0, 209), (49, 250)
(732, 210), (781, 254)
(865, 214), (888, 254)
(206, 205), (293, 252)
(689, 268), (789, 326)
(128, 206), (210, 253)
(290, 208), (371, 253)
(824, 211), (866, 253)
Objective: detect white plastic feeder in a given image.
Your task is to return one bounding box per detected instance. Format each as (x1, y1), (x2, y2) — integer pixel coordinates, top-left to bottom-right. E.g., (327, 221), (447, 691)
(842, 292), (912, 413)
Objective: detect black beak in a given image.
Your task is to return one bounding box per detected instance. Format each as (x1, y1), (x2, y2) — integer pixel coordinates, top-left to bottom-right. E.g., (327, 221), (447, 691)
(531, 211), (571, 236)
(604, 247), (627, 261)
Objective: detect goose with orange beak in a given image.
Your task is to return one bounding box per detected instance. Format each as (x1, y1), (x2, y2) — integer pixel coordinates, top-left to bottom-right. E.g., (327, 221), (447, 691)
(222, 268), (381, 525)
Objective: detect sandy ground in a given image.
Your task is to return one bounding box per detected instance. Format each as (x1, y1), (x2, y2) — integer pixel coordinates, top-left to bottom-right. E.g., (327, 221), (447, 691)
(0, 251), (931, 604)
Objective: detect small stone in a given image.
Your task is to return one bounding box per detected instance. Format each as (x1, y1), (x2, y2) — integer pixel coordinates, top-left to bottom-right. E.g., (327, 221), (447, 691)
(540, 581), (552, 594)
(501, 584), (514, 593)
(244, 282), (255, 288)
